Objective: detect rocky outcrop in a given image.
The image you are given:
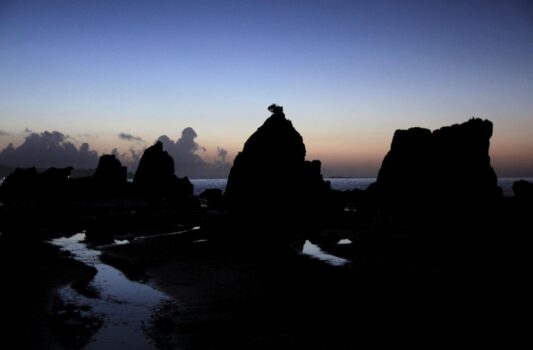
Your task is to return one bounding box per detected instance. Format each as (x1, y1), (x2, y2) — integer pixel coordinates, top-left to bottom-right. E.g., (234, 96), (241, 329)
(224, 104), (330, 211)
(371, 118), (501, 207)
(0, 166), (72, 203)
(80, 154), (129, 198)
(93, 154), (127, 187)
(513, 180), (533, 200)
(133, 141), (193, 199)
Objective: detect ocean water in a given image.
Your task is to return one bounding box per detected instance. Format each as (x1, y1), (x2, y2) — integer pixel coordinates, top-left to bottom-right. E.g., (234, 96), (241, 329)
(191, 177), (531, 197)
(0, 177), (530, 197)
(190, 178), (376, 195)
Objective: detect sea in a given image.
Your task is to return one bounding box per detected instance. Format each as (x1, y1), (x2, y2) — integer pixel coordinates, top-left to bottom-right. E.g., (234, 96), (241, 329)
(190, 178), (377, 196)
(190, 177), (530, 197)
(0, 177), (530, 197)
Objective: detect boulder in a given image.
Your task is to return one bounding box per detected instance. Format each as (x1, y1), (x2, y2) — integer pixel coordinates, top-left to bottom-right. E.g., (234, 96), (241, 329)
(513, 180), (533, 200)
(199, 188), (224, 209)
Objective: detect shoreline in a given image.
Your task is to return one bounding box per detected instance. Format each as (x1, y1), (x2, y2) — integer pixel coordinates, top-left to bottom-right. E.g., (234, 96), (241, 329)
(0, 235), (98, 349)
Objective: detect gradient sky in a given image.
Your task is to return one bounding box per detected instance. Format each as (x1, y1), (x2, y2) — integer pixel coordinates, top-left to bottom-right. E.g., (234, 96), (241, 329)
(1, 0), (532, 177)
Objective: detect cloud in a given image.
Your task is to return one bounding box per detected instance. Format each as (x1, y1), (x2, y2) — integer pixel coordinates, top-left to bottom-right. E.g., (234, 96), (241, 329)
(0, 130), (9, 136)
(157, 127), (231, 178)
(216, 147), (228, 163)
(119, 132), (144, 142)
(112, 147), (144, 174)
(0, 127), (232, 177)
(78, 133), (98, 139)
(0, 131), (99, 169)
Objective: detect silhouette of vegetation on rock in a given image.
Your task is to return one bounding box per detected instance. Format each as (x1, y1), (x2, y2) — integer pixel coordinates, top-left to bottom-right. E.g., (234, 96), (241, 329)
(224, 104), (330, 212)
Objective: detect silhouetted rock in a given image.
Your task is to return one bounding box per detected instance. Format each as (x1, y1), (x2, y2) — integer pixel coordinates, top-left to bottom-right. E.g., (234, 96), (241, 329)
(90, 154), (128, 197)
(199, 188), (224, 209)
(0, 167), (40, 202)
(0, 166), (72, 203)
(371, 127), (432, 199)
(225, 104), (330, 212)
(93, 154), (127, 186)
(371, 118), (501, 208)
(513, 180), (533, 200)
(133, 141), (193, 200)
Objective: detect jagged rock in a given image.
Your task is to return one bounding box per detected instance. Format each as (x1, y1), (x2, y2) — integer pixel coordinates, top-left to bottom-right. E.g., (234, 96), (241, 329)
(224, 104), (330, 211)
(93, 154), (127, 187)
(0, 167), (40, 202)
(199, 188), (224, 209)
(371, 118), (501, 207)
(0, 166), (72, 203)
(83, 154), (129, 198)
(372, 127), (433, 199)
(513, 180), (533, 200)
(133, 141), (193, 199)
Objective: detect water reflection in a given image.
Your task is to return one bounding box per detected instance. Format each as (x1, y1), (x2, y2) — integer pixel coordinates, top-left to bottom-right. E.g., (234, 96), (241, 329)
(300, 240), (351, 267)
(52, 233), (170, 349)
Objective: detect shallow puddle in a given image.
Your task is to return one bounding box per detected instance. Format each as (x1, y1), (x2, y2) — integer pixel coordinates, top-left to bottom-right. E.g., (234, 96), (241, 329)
(52, 233), (170, 349)
(301, 240), (351, 266)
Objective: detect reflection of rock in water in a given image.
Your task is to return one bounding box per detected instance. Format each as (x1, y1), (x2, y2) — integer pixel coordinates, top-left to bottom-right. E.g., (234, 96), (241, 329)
(225, 104), (330, 212)
(370, 118), (501, 208)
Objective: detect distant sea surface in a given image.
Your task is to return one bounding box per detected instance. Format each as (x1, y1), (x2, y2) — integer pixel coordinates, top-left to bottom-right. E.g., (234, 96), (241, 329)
(0, 177), (530, 197)
(190, 178), (377, 196)
(191, 177), (532, 197)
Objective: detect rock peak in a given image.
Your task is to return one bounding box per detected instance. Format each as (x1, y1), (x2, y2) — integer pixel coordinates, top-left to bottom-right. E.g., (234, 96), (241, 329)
(225, 105), (329, 212)
(267, 103), (284, 117)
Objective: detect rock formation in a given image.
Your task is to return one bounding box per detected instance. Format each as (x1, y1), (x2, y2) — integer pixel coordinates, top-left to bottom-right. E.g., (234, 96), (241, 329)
(133, 141), (193, 199)
(0, 166), (72, 203)
(513, 180), (533, 200)
(371, 118), (501, 207)
(224, 104), (330, 211)
(86, 154), (129, 197)
(93, 154), (127, 187)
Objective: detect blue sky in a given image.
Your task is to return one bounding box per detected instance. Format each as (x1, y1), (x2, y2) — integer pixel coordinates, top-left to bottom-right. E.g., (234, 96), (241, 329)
(1, 0), (532, 176)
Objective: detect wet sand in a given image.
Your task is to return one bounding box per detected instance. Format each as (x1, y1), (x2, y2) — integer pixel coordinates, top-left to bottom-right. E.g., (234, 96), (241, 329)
(0, 234), (98, 349)
(100, 208), (533, 348)
(102, 234), (365, 349)
(2, 201), (532, 348)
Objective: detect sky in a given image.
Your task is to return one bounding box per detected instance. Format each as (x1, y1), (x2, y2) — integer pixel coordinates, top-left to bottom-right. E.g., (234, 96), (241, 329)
(0, 0), (532, 177)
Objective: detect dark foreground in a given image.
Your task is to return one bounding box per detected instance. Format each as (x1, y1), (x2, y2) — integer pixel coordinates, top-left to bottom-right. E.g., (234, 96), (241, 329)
(1, 197), (532, 349)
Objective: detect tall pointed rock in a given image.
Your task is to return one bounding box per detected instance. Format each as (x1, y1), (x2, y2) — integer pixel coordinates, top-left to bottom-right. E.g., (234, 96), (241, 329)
(133, 141), (193, 199)
(225, 104), (329, 211)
